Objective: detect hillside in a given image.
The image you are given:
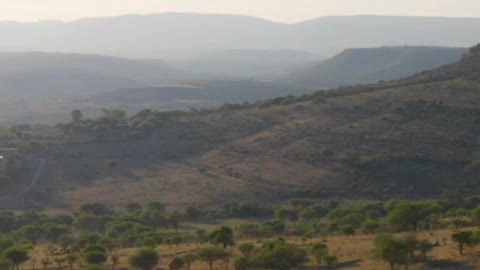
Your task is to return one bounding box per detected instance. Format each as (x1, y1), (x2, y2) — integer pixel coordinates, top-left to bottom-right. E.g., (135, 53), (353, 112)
(0, 52), (202, 99)
(283, 46), (466, 87)
(168, 49), (319, 77)
(85, 80), (306, 113)
(2, 45), (480, 209)
(0, 14), (479, 58)
(82, 47), (466, 117)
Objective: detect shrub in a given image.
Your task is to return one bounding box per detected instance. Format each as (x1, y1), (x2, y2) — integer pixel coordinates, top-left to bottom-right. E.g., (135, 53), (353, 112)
(84, 251), (107, 265)
(129, 248), (159, 270)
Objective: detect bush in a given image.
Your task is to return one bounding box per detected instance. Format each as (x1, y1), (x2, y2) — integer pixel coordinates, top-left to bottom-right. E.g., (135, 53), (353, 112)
(249, 241), (307, 270)
(340, 224), (355, 236)
(129, 248), (159, 270)
(362, 219), (381, 234)
(84, 251), (107, 265)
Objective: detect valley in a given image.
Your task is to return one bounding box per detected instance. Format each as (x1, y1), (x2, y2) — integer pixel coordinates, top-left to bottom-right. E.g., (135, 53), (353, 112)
(0, 6), (479, 270)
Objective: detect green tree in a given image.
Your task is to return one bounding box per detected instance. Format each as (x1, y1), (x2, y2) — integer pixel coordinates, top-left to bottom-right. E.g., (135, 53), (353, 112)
(417, 240), (434, 261)
(210, 226), (235, 249)
(373, 233), (411, 270)
(234, 256), (249, 270)
(387, 201), (439, 231)
(237, 243), (255, 258)
(3, 245), (29, 270)
(142, 210), (167, 230)
(15, 225), (44, 245)
(274, 208), (298, 222)
(168, 211), (181, 233)
(0, 257), (12, 270)
(126, 203), (143, 213)
(451, 231), (474, 254)
(58, 234), (76, 250)
(181, 252), (198, 270)
(300, 204), (328, 220)
(198, 247), (230, 270)
(289, 199), (313, 210)
(0, 237), (15, 253)
(362, 219), (381, 234)
(249, 241), (307, 270)
(45, 224), (71, 243)
(310, 242), (329, 268)
(84, 251), (107, 265)
(340, 224), (355, 236)
(195, 229), (208, 245)
(75, 215), (107, 234)
(129, 248), (159, 270)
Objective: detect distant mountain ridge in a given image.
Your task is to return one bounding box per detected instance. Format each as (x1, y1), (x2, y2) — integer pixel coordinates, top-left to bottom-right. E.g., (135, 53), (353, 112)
(0, 52), (203, 99)
(283, 46), (467, 87)
(0, 13), (479, 58)
(0, 46), (470, 124)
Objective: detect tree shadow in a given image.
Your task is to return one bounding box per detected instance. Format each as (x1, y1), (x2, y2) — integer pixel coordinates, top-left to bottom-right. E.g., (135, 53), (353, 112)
(302, 259), (363, 270)
(424, 259), (472, 269)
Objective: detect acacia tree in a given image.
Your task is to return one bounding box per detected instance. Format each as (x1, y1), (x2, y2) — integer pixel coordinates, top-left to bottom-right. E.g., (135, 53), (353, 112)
(198, 247), (230, 270)
(3, 245), (29, 270)
(15, 225), (44, 245)
(451, 231), (474, 254)
(84, 251), (107, 265)
(310, 242), (329, 268)
(374, 233), (411, 270)
(181, 252), (198, 270)
(210, 226), (235, 249)
(129, 248), (159, 270)
(249, 240), (307, 270)
(168, 211), (182, 233)
(237, 243), (255, 258)
(388, 201), (439, 231)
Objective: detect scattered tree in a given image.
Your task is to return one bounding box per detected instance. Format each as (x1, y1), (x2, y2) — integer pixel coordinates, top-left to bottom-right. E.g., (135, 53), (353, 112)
(129, 248), (159, 270)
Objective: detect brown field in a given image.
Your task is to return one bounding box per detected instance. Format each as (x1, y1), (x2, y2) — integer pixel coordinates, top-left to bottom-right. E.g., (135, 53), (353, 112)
(24, 228), (480, 270)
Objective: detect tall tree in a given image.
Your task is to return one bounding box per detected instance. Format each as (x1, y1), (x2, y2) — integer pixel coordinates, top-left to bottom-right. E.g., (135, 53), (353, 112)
(3, 245), (29, 270)
(209, 226), (235, 249)
(198, 247), (230, 270)
(374, 233), (411, 270)
(129, 248), (159, 270)
(388, 200), (439, 231)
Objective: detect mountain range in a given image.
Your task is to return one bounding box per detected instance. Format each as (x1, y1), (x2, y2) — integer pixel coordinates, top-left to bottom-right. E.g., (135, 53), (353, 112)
(283, 46), (466, 87)
(0, 45), (467, 124)
(0, 13), (479, 58)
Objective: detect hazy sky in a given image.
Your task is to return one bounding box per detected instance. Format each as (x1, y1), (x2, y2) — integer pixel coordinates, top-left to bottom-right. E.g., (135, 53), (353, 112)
(1, 0), (480, 23)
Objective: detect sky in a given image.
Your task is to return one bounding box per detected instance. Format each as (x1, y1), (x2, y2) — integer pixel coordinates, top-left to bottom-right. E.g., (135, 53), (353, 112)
(0, 0), (480, 23)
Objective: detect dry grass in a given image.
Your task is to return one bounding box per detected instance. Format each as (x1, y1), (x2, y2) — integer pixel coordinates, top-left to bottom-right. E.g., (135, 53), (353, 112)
(23, 228), (480, 270)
